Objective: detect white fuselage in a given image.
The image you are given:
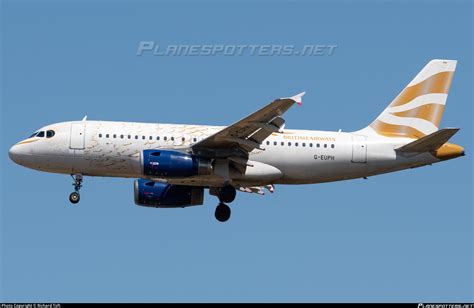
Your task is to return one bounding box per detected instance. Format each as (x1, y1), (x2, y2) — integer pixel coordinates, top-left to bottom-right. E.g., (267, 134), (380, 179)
(9, 120), (441, 187)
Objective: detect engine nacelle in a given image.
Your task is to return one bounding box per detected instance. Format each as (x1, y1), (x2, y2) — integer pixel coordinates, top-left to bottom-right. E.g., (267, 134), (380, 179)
(134, 179), (204, 208)
(142, 149), (212, 177)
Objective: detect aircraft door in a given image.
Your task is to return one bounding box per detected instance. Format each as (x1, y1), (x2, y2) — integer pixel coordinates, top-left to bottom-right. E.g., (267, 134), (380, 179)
(70, 123), (86, 149)
(351, 135), (367, 163)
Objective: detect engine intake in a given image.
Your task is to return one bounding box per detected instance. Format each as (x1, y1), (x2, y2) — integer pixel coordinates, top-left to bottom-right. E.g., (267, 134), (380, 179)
(142, 149), (212, 177)
(134, 179), (204, 208)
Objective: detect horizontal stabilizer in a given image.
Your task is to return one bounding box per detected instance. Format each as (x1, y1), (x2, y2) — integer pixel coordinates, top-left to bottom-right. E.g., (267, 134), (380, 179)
(396, 128), (460, 153)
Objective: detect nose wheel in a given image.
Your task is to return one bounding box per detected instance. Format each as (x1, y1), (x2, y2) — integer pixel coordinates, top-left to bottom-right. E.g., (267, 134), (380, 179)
(69, 192), (80, 204)
(69, 174), (83, 205)
(215, 203), (231, 222)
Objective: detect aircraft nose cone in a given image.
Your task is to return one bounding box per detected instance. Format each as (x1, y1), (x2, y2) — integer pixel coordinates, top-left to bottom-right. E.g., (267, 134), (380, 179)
(9, 144), (25, 165)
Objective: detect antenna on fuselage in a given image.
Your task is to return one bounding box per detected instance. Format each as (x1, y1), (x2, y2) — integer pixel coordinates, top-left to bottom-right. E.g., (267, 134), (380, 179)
(81, 115), (88, 121)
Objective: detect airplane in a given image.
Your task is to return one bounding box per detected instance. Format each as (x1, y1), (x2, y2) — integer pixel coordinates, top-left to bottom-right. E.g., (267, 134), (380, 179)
(8, 59), (465, 222)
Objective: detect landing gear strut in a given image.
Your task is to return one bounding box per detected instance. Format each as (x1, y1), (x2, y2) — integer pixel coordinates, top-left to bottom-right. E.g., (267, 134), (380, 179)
(215, 203), (231, 222)
(69, 174), (83, 204)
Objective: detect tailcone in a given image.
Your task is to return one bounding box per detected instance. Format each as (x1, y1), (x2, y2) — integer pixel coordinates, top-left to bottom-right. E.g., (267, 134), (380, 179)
(434, 143), (465, 160)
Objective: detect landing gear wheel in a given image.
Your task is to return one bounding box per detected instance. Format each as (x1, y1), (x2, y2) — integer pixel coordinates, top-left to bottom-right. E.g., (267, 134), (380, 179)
(69, 192), (80, 204)
(218, 185), (236, 203)
(215, 203), (231, 222)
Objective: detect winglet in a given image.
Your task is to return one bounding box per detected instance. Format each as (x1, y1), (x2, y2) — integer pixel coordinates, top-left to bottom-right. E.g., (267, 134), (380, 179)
(288, 91), (306, 106)
(81, 115), (88, 121)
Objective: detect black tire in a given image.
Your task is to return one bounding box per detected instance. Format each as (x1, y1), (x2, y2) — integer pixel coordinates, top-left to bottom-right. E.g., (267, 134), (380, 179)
(69, 192), (80, 204)
(218, 185), (236, 203)
(215, 203), (231, 222)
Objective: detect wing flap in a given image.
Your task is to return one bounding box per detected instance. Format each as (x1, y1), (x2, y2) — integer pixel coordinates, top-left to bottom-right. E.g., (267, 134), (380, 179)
(247, 116), (285, 144)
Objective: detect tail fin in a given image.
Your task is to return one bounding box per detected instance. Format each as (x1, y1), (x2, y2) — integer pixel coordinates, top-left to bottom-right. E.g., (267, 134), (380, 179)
(367, 59), (457, 139)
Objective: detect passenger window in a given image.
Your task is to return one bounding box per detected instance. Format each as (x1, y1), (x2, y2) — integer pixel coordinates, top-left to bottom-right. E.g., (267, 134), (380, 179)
(273, 141), (277, 146)
(281, 142), (284, 146)
(157, 136), (160, 140)
(309, 143), (313, 147)
(149, 136), (152, 140)
(324, 144), (327, 148)
(142, 136), (145, 140)
(295, 142), (298, 147)
(331, 144), (335, 149)
(171, 137), (175, 141)
(46, 130), (55, 138)
(99, 133), (102, 138)
(113, 134), (116, 138)
(106, 134), (109, 138)
(120, 135), (124, 139)
(135, 135), (138, 139)
(181, 137), (185, 142)
(288, 142), (291, 146)
(37, 131), (45, 137)
(302, 143), (306, 147)
(128, 135), (131, 139)
(266, 141), (270, 145)
(316, 143), (320, 148)
(193, 138), (197, 142)
(164, 137), (167, 141)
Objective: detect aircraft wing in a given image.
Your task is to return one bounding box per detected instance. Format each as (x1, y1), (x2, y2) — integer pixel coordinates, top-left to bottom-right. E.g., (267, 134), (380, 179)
(192, 92), (305, 156)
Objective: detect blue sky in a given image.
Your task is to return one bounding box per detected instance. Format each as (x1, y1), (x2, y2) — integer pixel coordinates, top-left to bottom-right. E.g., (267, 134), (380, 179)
(1, 0), (472, 303)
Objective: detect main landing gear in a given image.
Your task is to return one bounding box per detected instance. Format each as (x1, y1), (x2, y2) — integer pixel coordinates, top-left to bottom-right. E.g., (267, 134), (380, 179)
(215, 203), (231, 222)
(69, 174), (83, 204)
(214, 184), (236, 222)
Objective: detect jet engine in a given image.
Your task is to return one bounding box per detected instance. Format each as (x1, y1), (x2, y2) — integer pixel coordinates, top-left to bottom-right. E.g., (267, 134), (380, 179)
(134, 179), (204, 208)
(142, 149), (212, 177)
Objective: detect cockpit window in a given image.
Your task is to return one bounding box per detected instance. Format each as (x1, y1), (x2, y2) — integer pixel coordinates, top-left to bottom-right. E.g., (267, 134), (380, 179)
(29, 132), (38, 138)
(46, 130), (55, 138)
(36, 131), (45, 137)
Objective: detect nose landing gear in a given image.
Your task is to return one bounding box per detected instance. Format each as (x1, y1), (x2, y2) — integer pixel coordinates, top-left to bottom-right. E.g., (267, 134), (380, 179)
(69, 174), (83, 204)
